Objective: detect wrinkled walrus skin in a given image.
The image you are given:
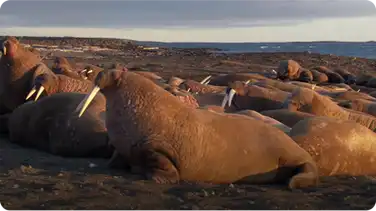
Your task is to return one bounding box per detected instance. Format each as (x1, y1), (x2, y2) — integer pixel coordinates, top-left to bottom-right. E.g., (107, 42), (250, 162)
(284, 87), (376, 131)
(289, 117), (376, 176)
(0, 36), (52, 111)
(8, 92), (111, 158)
(77, 70), (319, 189)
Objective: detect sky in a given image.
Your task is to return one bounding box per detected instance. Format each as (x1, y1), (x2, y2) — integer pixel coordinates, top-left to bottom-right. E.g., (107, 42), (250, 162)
(0, 0), (375, 42)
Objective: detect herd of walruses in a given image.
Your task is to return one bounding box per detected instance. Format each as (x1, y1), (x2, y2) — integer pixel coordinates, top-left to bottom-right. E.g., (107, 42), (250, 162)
(1, 36), (376, 189)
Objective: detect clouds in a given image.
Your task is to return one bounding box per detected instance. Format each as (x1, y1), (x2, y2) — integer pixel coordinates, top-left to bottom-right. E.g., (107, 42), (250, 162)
(0, 0), (375, 28)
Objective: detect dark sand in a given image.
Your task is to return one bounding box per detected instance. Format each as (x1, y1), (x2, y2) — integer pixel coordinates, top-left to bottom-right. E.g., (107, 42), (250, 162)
(1, 38), (376, 209)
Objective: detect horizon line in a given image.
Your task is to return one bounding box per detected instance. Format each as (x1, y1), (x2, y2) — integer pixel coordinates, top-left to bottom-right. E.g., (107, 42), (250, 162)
(1, 34), (375, 44)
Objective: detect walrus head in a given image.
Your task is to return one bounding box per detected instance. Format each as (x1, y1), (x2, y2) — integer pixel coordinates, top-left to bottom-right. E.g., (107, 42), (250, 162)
(221, 81), (250, 108)
(76, 69), (123, 117)
(1, 37), (19, 58)
(283, 88), (315, 112)
(79, 67), (95, 80)
(26, 73), (58, 101)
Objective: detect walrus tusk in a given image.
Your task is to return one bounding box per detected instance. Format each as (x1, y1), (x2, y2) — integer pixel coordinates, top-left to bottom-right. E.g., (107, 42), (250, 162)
(200, 75), (212, 84)
(2, 46), (6, 56)
(271, 69), (277, 74)
(245, 80), (251, 85)
(76, 86), (101, 117)
(34, 86), (45, 101)
(227, 89), (236, 107)
(357, 89), (360, 92)
(187, 88), (191, 92)
(221, 89), (236, 108)
(87, 69), (93, 74)
(26, 86), (37, 100)
(204, 80), (211, 85)
(221, 94), (229, 108)
(80, 69), (88, 74)
(311, 84), (316, 90)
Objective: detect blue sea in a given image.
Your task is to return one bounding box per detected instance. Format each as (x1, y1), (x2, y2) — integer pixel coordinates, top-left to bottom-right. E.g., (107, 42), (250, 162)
(136, 41), (376, 59)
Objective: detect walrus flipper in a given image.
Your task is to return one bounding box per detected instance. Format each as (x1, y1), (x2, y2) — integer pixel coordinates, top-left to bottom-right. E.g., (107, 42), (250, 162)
(287, 162), (319, 189)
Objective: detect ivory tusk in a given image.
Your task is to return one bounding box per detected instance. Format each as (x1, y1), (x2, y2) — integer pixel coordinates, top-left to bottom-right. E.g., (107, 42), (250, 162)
(227, 89), (236, 107)
(2, 46), (6, 56)
(26, 86), (37, 100)
(311, 84), (317, 90)
(187, 88), (191, 92)
(245, 80), (251, 85)
(204, 80), (211, 85)
(87, 69), (93, 74)
(200, 75), (212, 84)
(34, 86), (45, 101)
(80, 69), (88, 74)
(76, 86), (101, 117)
(221, 94), (229, 108)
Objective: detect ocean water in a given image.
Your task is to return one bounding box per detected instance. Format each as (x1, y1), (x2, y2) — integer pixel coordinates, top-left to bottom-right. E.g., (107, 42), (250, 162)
(136, 41), (376, 59)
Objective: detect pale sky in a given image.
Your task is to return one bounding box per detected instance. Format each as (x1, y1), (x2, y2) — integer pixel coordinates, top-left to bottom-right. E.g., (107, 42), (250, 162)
(0, 0), (375, 42)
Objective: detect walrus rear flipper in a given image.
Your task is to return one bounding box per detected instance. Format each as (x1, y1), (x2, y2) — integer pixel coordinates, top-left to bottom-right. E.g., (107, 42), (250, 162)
(287, 162), (319, 189)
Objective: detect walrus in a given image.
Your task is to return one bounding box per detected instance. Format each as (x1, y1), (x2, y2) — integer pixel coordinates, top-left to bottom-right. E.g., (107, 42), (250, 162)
(207, 73), (268, 86)
(7, 101), (36, 144)
(355, 72), (376, 86)
(51, 56), (83, 80)
(276, 60), (301, 81)
(163, 86), (199, 109)
(79, 64), (104, 81)
(366, 77), (376, 88)
(289, 116), (376, 176)
(9, 92), (111, 158)
(310, 69), (328, 83)
(342, 99), (376, 117)
(327, 90), (376, 103)
(260, 109), (315, 128)
(26, 72), (94, 101)
(313, 66), (345, 84)
(221, 81), (291, 112)
(168, 76), (185, 87)
(179, 77), (226, 94)
(76, 70), (319, 189)
(332, 68), (356, 85)
(283, 87), (376, 131)
(0, 36), (52, 111)
(235, 110), (291, 133)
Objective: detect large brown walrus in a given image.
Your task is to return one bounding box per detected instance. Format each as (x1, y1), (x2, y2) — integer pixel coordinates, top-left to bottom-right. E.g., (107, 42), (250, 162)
(235, 110), (291, 133)
(310, 69), (328, 83)
(276, 60), (315, 83)
(342, 99), (376, 117)
(8, 92), (111, 158)
(0, 36), (52, 111)
(76, 70), (319, 189)
(289, 117), (376, 176)
(260, 109), (315, 128)
(25, 72), (94, 101)
(283, 87), (376, 131)
(51, 56), (83, 80)
(207, 73), (268, 86)
(313, 66), (345, 84)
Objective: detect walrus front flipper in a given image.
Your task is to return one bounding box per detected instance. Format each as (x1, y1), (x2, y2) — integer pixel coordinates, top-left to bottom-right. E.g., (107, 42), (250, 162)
(142, 149), (180, 184)
(286, 161), (319, 189)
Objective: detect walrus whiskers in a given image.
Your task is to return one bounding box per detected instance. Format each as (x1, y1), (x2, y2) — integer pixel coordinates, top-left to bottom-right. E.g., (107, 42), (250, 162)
(76, 86), (101, 117)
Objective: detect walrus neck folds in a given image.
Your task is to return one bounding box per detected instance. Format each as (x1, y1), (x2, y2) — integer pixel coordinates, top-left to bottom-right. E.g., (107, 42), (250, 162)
(103, 72), (190, 133)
